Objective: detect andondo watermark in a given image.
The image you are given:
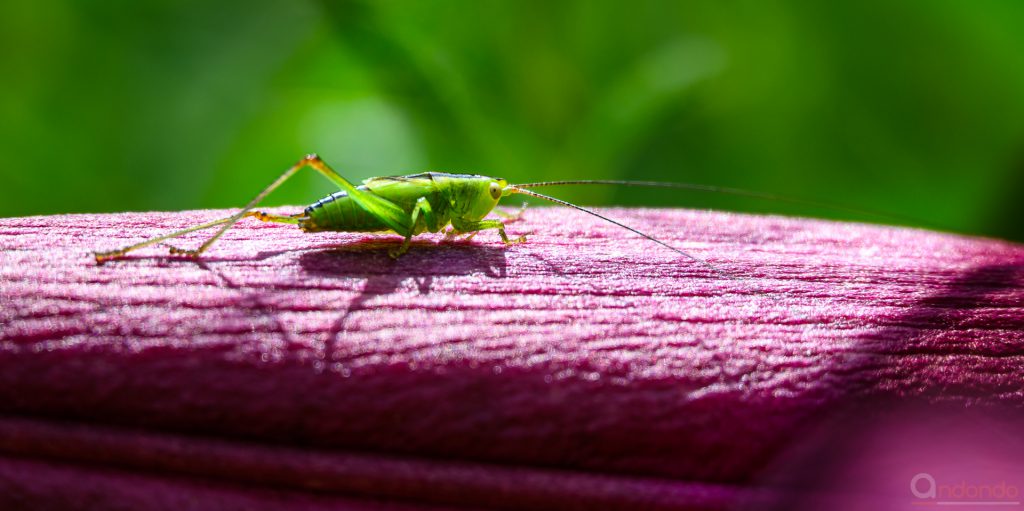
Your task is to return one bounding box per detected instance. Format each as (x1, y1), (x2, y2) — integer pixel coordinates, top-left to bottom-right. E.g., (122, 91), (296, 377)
(911, 473), (1021, 506)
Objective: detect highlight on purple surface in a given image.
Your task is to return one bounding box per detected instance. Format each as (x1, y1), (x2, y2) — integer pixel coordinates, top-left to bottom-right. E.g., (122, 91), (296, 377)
(1, 206), (1023, 510)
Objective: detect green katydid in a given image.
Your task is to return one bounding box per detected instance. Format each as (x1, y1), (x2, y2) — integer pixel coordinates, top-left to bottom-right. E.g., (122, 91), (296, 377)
(92, 153), (902, 275)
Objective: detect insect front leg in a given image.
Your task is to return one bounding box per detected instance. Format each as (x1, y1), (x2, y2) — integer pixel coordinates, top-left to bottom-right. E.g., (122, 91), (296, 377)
(451, 219), (527, 246)
(493, 202), (528, 222)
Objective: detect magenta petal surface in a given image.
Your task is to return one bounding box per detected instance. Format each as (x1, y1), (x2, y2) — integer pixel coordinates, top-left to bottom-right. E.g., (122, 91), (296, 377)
(1, 208), (1022, 509)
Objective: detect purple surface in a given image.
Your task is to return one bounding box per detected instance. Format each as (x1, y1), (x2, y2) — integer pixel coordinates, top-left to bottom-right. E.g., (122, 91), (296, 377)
(1, 207), (1023, 509)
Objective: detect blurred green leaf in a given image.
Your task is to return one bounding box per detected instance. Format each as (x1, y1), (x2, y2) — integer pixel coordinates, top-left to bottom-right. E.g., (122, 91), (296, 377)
(1, 0), (1022, 241)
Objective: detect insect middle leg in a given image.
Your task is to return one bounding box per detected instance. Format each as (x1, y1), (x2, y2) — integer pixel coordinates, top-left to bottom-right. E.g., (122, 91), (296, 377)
(390, 197), (441, 258)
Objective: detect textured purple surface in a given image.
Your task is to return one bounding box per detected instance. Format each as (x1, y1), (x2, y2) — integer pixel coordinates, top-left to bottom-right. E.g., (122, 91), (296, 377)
(1, 207), (1022, 509)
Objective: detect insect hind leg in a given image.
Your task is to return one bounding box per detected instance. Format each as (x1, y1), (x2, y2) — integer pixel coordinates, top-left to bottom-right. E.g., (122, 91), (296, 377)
(93, 211), (301, 263)
(248, 211), (300, 224)
(161, 211), (299, 255)
(95, 154), (368, 263)
(93, 214), (237, 264)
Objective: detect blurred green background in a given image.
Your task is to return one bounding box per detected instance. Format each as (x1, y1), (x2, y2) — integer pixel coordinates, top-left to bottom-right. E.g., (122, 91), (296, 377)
(2, 0), (1023, 240)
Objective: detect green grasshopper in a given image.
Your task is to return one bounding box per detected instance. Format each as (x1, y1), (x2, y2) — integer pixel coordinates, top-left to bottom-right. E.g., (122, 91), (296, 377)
(92, 153), (888, 272)
(94, 153), (707, 265)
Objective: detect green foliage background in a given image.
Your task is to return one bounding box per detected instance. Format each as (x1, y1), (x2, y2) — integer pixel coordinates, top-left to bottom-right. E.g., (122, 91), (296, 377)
(2, 0), (1023, 240)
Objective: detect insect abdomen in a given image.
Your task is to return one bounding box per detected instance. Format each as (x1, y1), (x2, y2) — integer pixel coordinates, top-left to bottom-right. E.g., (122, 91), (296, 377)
(299, 189), (389, 233)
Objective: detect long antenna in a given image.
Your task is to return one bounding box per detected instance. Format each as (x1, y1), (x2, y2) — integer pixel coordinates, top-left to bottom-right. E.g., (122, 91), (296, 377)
(514, 179), (924, 227)
(506, 186), (740, 283)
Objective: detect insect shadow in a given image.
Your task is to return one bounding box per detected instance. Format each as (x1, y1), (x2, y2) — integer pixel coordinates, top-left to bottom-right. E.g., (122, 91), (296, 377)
(297, 238), (510, 343)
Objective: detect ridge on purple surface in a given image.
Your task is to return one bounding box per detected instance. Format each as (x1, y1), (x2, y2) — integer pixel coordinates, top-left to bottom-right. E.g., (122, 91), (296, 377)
(1, 207), (1023, 509)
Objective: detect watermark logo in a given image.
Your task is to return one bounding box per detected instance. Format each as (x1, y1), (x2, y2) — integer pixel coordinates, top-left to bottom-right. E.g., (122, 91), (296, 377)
(912, 472), (1020, 507)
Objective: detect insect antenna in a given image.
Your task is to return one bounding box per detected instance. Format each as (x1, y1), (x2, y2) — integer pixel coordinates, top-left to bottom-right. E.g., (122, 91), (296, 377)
(514, 179), (924, 227)
(506, 186), (741, 283)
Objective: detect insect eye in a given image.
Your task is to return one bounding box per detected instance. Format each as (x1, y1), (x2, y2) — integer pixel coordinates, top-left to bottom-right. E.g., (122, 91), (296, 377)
(489, 182), (501, 199)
